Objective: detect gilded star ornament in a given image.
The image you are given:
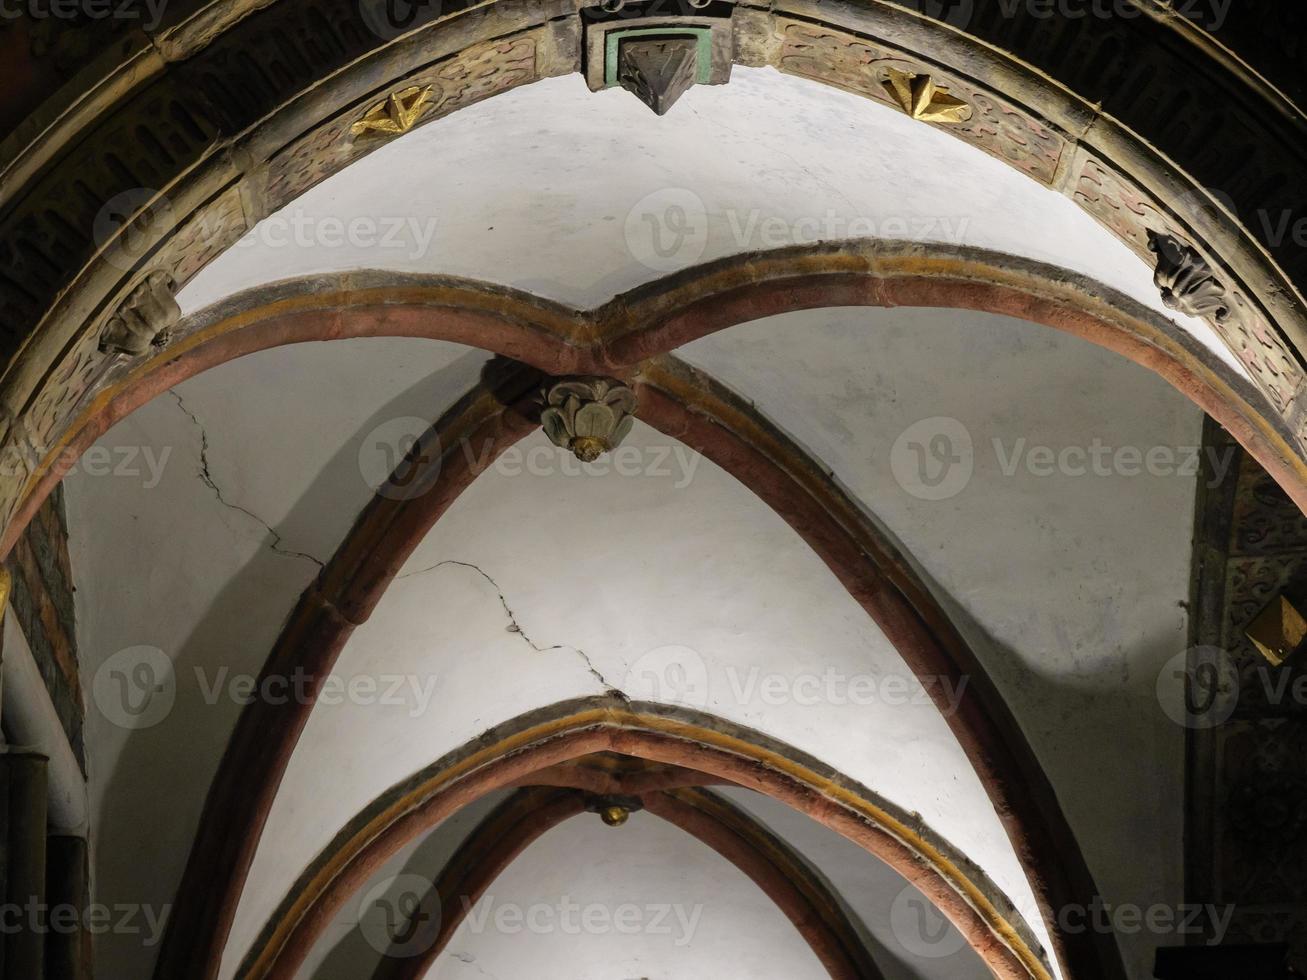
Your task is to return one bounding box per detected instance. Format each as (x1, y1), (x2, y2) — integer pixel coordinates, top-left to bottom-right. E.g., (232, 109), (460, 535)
(350, 85), (435, 138)
(881, 68), (973, 124)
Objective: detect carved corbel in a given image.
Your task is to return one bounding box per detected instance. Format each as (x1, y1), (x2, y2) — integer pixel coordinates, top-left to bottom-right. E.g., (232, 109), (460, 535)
(1148, 230), (1231, 322)
(618, 37), (699, 115)
(584, 7), (733, 116)
(98, 270), (180, 356)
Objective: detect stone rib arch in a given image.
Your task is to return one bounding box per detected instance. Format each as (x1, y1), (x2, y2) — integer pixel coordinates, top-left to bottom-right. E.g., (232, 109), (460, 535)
(108, 298), (1130, 980)
(362, 783), (889, 980)
(0, 0), (1304, 557)
(231, 699), (1049, 980)
(9, 242), (1302, 565)
(22, 245), (1267, 980)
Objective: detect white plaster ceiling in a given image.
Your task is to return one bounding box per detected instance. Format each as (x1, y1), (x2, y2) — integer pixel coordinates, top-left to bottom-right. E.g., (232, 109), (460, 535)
(63, 337), (491, 980)
(718, 788), (990, 980)
(178, 67), (1246, 381)
(295, 785), (986, 980)
(427, 812), (826, 980)
(299, 789), (510, 978)
(678, 306), (1202, 979)
(65, 308), (1201, 980)
(222, 416), (1053, 977)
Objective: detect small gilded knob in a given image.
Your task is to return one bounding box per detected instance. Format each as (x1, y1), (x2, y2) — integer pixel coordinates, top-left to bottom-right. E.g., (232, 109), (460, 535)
(600, 804), (630, 827)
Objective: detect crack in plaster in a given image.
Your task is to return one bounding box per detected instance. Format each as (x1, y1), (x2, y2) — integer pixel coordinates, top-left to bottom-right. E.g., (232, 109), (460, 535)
(401, 559), (626, 697)
(451, 951), (501, 978)
(169, 390), (326, 569)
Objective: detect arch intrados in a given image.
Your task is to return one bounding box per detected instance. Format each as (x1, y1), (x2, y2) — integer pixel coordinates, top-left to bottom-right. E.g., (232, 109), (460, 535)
(234, 701), (1050, 980)
(3, 0), (1302, 555)
(14, 242), (1302, 568)
(362, 778), (887, 980)
(64, 247), (1233, 980)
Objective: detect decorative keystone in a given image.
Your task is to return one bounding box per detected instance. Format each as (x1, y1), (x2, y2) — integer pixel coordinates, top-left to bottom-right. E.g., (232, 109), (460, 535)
(541, 377), (637, 462)
(618, 37), (699, 115)
(99, 271), (180, 356)
(1148, 230), (1231, 322)
(585, 13), (732, 114)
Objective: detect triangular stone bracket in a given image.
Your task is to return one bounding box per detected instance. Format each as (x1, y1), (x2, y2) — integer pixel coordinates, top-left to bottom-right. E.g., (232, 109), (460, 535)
(617, 37), (699, 115)
(583, 15), (734, 114)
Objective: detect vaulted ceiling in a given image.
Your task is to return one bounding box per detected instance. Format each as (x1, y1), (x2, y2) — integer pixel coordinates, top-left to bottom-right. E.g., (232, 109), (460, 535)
(4, 3), (1304, 980)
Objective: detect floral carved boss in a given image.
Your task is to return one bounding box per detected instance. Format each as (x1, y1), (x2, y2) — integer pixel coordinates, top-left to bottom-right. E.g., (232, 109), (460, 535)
(541, 377), (638, 461)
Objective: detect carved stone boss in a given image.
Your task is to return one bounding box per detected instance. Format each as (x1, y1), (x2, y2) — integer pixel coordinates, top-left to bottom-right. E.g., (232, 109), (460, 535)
(541, 377), (637, 461)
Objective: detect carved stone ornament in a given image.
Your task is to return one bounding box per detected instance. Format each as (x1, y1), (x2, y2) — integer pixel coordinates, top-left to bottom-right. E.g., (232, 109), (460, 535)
(1148, 229), (1232, 322)
(350, 85), (434, 138)
(98, 271), (180, 356)
(1246, 594), (1307, 666)
(618, 37), (699, 115)
(881, 68), (973, 124)
(541, 377), (637, 461)
(584, 793), (644, 827)
(584, 14), (733, 113)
